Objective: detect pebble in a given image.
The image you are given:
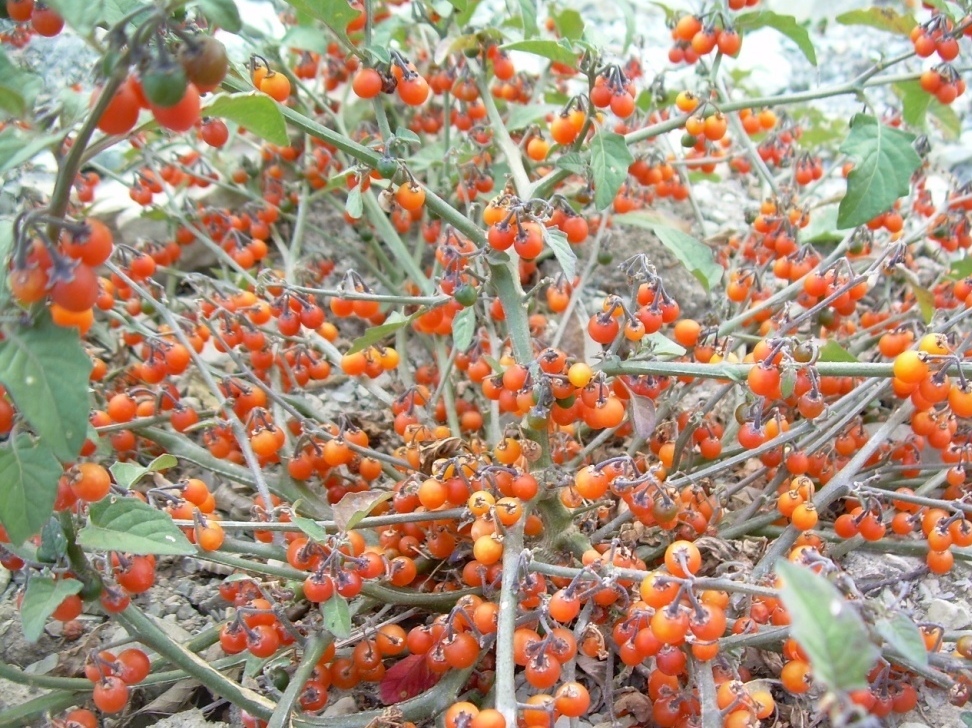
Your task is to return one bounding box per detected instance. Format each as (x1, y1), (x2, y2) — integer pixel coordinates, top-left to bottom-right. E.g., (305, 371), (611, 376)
(189, 585), (211, 605)
(322, 696), (358, 717)
(926, 599), (972, 631)
(175, 605), (196, 622)
(898, 723), (931, 728)
(162, 595), (183, 614)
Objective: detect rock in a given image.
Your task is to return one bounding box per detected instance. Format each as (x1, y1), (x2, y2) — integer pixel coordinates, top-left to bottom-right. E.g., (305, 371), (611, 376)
(175, 604), (196, 622)
(322, 695), (358, 717)
(188, 585), (211, 605)
(926, 598), (972, 631)
(898, 723), (932, 728)
(162, 595), (184, 615)
(146, 707), (229, 727)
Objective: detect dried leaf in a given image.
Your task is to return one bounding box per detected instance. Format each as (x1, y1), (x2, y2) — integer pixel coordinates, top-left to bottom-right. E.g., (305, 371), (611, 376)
(614, 690), (653, 723)
(332, 490), (394, 531)
(620, 380), (656, 440)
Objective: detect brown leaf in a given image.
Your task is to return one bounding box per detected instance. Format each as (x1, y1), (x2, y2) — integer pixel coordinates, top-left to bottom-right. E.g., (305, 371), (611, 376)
(614, 689), (653, 723)
(136, 678), (199, 715)
(620, 380), (656, 440)
(332, 490), (394, 532)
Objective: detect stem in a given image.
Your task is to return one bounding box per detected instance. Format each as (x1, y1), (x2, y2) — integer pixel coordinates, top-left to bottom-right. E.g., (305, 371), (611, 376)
(696, 658), (722, 728)
(267, 634), (330, 728)
(476, 68), (531, 196)
(494, 519), (525, 726)
(0, 661), (90, 691)
(362, 190), (434, 294)
(0, 690), (81, 728)
(434, 337), (462, 437)
(45, 61), (129, 238)
(115, 605), (276, 719)
(291, 666), (474, 727)
(752, 400), (914, 580)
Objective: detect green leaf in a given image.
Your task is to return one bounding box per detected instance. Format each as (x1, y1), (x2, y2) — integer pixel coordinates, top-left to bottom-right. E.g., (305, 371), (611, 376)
(345, 185), (363, 219)
(552, 7), (584, 40)
(0, 130), (59, 175)
(776, 559), (879, 692)
(836, 7), (917, 35)
(921, 0), (961, 21)
(452, 306), (476, 352)
(321, 595), (352, 638)
(648, 1), (677, 23)
(407, 141), (447, 172)
(948, 257), (972, 280)
(801, 205), (850, 244)
(36, 517), (67, 564)
(77, 496), (195, 555)
(205, 94), (288, 146)
(644, 332), (685, 358)
(20, 577), (82, 642)
(489, 258), (531, 363)
(0, 315), (92, 462)
(194, 0), (243, 32)
(612, 214), (721, 292)
(837, 114), (920, 229)
(46, 0), (143, 34)
(293, 513), (329, 543)
(506, 103), (560, 131)
(283, 0), (358, 43)
(734, 11), (817, 66)
(109, 453), (177, 490)
(0, 437), (60, 546)
(818, 340), (859, 363)
(555, 151), (587, 175)
(370, 14), (407, 60)
(0, 218), (13, 272)
(895, 80), (936, 133)
(516, 0), (538, 39)
(591, 129), (633, 211)
(0, 50), (42, 120)
(502, 39), (576, 66)
(395, 127), (421, 145)
(929, 100), (961, 141)
(911, 282), (935, 324)
(543, 227), (577, 279)
(876, 613), (928, 668)
(347, 311), (417, 354)
(332, 490), (393, 531)
(781, 367), (796, 399)
(818, 339), (860, 362)
(281, 26), (330, 54)
(454, 0), (479, 25)
(618, 0), (635, 53)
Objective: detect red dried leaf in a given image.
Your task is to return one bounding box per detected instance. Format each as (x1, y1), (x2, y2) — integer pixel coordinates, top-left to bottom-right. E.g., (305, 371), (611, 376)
(379, 653), (440, 704)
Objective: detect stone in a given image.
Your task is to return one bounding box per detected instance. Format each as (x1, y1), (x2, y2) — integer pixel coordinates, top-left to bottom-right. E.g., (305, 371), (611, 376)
(926, 598), (972, 631)
(322, 695), (358, 717)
